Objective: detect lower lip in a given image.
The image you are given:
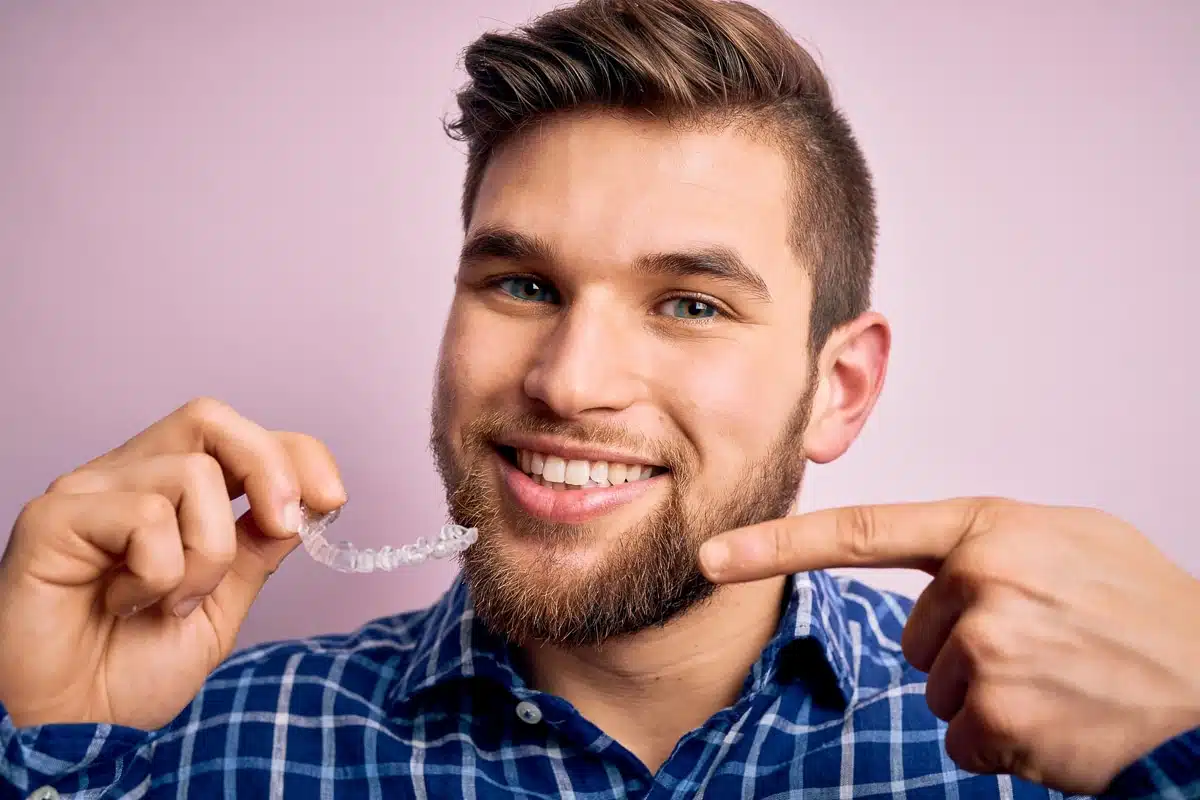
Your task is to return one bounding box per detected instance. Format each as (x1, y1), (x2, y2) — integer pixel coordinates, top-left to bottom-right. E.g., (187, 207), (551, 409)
(497, 453), (665, 524)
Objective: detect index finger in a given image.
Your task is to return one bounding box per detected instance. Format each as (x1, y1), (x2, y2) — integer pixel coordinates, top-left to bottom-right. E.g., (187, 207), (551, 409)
(699, 498), (996, 584)
(86, 397), (306, 538)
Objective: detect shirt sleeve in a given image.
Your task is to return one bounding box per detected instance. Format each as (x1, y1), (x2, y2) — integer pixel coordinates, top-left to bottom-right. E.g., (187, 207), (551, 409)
(1102, 726), (1200, 799)
(0, 699), (155, 798)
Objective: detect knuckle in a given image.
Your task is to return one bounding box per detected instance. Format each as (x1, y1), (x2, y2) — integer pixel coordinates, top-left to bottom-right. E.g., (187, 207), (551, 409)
(963, 496), (1011, 534)
(177, 451), (225, 487)
(954, 614), (1009, 670)
(943, 546), (998, 594)
(180, 396), (231, 426)
(970, 690), (1027, 749)
(13, 495), (55, 539)
(770, 520), (796, 565)
(45, 469), (107, 496)
(134, 493), (177, 525)
(44, 472), (75, 494)
(837, 505), (880, 561)
(137, 548), (186, 591)
(944, 725), (998, 776)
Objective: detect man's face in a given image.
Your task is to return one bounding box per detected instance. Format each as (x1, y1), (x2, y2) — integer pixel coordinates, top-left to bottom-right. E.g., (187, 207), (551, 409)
(432, 113), (820, 647)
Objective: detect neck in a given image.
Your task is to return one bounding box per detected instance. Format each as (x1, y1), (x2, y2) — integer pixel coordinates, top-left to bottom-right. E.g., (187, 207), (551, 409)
(523, 575), (788, 773)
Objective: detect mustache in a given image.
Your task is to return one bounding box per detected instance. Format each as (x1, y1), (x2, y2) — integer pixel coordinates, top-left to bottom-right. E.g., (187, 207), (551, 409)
(457, 408), (695, 474)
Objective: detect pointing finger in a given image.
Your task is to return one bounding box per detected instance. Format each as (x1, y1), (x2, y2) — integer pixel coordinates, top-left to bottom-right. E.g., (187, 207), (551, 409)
(699, 498), (1001, 583)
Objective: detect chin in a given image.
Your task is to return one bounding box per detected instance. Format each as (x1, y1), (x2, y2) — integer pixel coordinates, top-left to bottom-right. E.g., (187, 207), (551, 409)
(457, 489), (714, 648)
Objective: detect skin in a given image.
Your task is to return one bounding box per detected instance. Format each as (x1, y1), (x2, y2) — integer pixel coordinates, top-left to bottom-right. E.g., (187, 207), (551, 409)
(0, 397), (347, 731)
(1, 111), (1195, 796)
(430, 111), (889, 769)
(702, 500), (1200, 793)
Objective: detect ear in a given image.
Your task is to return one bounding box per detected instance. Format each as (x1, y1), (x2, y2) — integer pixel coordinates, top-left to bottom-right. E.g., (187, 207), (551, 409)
(802, 311), (891, 464)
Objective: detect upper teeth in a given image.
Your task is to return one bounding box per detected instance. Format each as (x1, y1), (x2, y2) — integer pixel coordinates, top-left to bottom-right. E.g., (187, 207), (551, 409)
(518, 449), (658, 488)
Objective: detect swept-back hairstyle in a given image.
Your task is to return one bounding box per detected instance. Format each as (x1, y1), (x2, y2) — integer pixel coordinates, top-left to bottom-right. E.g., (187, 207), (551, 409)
(445, 0), (876, 351)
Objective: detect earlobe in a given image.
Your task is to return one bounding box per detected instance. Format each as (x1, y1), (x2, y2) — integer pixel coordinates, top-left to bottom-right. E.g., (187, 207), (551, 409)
(802, 312), (891, 464)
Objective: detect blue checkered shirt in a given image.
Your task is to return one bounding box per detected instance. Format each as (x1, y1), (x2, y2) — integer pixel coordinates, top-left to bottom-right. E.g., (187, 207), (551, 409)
(3, 570), (1198, 799)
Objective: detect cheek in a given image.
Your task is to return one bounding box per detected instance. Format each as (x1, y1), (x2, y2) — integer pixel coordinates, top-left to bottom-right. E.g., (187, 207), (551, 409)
(653, 340), (807, 471)
(440, 300), (535, 410)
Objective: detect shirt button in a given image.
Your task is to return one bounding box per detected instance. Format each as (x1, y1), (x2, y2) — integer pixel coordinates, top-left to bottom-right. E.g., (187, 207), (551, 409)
(28, 788), (60, 800)
(515, 699), (543, 724)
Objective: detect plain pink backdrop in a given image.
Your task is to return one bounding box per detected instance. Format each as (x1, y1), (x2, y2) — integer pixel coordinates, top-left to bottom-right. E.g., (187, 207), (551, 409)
(1, 1), (1196, 649)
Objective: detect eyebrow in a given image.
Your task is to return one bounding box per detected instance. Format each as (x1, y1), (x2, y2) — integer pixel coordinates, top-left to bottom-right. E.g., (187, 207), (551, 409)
(459, 226), (772, 303)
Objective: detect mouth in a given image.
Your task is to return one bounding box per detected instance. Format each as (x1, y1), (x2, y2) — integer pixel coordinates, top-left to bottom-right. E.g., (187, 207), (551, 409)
(492, 444), (669, 524)
(496, 445), (669, 489)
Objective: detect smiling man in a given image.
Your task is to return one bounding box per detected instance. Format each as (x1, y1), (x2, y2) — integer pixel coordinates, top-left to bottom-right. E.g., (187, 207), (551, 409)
(2, 1), (1199, 799)
(432, 112), (826, 655)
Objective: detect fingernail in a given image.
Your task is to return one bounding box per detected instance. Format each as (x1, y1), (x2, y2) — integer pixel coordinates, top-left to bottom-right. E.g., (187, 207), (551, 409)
(700, 540), (729, 576)
(281, 500), (302, 534)
(173, 596), (204, 618)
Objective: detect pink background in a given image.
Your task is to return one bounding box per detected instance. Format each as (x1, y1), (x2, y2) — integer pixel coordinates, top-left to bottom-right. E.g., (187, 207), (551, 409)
(1, 2), (1196, 649)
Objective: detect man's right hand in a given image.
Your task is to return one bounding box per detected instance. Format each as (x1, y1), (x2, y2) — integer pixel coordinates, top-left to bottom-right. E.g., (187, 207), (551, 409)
(0, 397), (347, 731)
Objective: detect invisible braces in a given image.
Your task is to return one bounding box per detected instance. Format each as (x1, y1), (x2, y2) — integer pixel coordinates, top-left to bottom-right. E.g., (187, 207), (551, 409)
(298, 502), (477, 573)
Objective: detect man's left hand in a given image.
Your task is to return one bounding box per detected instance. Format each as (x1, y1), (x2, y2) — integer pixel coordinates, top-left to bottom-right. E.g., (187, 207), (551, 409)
(699, 498), (1200, 794)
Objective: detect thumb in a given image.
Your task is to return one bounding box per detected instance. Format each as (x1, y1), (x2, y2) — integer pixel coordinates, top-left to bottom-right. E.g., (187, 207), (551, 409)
(208, 510), (302, 626)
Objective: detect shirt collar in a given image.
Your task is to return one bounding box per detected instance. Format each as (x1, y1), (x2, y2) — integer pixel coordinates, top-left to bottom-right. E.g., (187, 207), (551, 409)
(387, 569), (857, 710)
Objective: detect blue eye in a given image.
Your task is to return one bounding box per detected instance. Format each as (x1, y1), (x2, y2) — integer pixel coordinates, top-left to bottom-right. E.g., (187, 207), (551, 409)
(662, 298), (718, 320)
(498, 277), (558, 303)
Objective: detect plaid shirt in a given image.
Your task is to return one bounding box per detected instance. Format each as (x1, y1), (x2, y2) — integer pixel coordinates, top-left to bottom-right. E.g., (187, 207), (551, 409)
(2, 570), (1197, 799)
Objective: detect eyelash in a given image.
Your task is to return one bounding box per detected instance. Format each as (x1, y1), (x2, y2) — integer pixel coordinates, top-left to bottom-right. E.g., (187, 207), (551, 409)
(483, 274), (727, 324)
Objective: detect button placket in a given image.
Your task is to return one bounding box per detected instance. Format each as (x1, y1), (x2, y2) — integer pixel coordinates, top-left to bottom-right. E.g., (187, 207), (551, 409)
(515, 699), (543, 724)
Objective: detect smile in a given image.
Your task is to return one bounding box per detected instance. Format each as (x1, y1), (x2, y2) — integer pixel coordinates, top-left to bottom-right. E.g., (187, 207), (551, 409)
(501, 446), (667, 489)
(494, 444), (669, 524)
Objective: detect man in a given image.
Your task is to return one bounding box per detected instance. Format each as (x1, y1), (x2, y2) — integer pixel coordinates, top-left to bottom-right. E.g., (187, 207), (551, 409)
(1, 0), (1197, 797)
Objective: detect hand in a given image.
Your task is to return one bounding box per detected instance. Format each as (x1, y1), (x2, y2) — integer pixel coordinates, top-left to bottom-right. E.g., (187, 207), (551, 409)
(0, 397), (346, 731)
(699, 497), (1200, 794)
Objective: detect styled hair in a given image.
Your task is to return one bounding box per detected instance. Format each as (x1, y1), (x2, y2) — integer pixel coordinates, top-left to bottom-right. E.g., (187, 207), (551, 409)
(444, 0), (876, 351)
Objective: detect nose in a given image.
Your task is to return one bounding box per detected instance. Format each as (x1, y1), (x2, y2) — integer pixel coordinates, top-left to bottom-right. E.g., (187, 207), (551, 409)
(522, 298), (646, 419)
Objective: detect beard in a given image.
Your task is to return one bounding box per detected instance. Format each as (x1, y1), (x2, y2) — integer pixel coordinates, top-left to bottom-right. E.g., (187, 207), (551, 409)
(430, 371), (815, 649)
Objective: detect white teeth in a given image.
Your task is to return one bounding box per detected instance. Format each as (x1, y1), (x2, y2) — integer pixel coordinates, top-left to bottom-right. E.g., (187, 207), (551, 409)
(542, 455), (566, 483)
(514, 449), (658, 488)
(564, 459), (590, 486)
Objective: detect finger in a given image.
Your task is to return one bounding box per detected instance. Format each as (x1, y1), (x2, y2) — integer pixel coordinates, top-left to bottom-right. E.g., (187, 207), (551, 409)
(201, 436), (345, 626)
(943, 689), (1028, 777)
(10, 492), (187, 614)
(944, 700), (1001, 776)
(924, 628), (971, 722)
(901, 574), (967, 673)
(276, 431), (347, 512)
(699, 498), (997, 583)
(49, 432), (345, 619)
(86, 397), (304, 539)
(206, 509), (303, 631)
(153, 433), (347, 617)
(45, 454), (240, 617)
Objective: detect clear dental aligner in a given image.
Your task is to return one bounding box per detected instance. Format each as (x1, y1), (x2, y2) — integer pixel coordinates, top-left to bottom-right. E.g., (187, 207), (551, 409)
(297, 502), (477, 573)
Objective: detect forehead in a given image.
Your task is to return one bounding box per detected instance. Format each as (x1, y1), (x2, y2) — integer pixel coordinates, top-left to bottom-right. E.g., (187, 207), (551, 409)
(470, 113), (804, 288)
